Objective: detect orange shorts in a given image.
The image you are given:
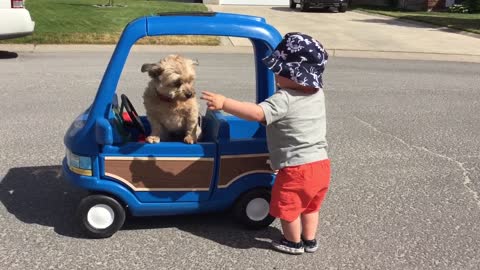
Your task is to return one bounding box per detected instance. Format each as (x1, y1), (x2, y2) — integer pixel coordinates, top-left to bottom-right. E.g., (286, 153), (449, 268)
(269, 159), (330, 222)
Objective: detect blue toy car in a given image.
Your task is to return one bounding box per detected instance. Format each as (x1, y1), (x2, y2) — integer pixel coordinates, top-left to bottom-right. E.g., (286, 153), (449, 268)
(62, 12), (283, 238)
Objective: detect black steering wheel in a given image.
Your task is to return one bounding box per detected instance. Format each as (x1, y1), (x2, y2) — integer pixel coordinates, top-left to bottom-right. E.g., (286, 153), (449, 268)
(120, 94), (146, 135)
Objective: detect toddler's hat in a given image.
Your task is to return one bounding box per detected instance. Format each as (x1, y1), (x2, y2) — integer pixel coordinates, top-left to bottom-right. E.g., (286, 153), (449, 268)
(262, 32), (328, 89)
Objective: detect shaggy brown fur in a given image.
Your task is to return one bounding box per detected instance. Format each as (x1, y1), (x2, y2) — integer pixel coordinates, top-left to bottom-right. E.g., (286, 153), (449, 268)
(141, 54), (201, 144)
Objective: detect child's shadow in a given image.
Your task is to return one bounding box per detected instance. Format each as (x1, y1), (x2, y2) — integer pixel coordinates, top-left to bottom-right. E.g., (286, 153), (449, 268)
(0, 165), (280, 249)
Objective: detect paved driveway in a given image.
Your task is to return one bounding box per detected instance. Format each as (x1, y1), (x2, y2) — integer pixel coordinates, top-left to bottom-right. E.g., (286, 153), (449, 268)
(208, 5), (480, 62)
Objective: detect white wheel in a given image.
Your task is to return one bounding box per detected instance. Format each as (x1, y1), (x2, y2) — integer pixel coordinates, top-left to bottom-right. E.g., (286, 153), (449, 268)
(233, 188), (275, 229)
(87, 204), (115, 229)
(246, 198), (270, 221)
(78, 194), (126, 238)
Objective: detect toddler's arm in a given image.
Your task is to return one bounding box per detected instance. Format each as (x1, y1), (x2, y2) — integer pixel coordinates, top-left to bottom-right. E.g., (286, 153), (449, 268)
(201, 91), (265, 122)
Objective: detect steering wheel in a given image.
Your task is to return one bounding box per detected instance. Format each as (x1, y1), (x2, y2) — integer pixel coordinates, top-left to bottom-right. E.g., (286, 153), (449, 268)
(120, 94), (146, 135)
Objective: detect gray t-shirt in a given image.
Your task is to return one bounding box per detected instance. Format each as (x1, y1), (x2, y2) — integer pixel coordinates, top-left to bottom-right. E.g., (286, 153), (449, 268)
(258, 88), (328, 170)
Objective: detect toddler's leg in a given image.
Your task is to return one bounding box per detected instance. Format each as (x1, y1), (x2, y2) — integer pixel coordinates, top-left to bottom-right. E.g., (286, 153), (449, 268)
(272, 217), (304, 254)
(301, 185), (327, 253)
(281, 217), (301, 243)
(301, 211), (319, 240)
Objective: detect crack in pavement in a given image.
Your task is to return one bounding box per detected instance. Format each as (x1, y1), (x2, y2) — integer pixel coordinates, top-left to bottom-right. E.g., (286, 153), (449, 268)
(354, 117), (480, 208)
(456, 155), (480, 160)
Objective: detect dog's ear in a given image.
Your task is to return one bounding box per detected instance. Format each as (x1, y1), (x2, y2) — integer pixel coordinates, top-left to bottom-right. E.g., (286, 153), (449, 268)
(141, 63), (163, 78)
(141, 63), (154, 73)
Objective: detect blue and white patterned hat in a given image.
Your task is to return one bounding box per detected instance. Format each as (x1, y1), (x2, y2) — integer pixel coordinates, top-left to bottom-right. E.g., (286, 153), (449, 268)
(262, 32), (328, 89)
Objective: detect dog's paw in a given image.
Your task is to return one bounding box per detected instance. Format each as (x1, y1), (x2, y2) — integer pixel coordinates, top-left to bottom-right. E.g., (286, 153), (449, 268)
(183, 135), (196, 144)
(146, 136), (160, 144)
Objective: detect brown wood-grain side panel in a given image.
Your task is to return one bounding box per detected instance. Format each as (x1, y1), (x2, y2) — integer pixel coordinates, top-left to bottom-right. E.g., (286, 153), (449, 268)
(104, 158), (214, 190)
(218, 155), (273, 187)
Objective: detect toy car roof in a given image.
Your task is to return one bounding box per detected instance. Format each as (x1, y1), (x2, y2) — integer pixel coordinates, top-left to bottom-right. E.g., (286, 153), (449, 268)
(145, 12), (281, 45)
(116, 12), (283, 56)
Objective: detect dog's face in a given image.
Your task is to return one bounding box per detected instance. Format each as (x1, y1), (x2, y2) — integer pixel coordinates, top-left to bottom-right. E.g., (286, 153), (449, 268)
(141, 55), (197, 101)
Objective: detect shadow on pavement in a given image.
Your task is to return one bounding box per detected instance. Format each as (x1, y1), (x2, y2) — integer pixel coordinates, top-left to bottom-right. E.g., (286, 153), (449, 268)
(271, 6), (335, 13)
(349, 7), (480, 35)
(124, 214), (281, 250)
(0, 51), (18, 59)
(352, 17), (441, 29)
(0, 166), (88, 238)
(0, 165), (280, 250)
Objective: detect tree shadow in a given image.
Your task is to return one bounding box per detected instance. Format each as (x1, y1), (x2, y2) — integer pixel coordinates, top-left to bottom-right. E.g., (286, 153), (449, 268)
(394, 15), (480, 34)
(0, 165), (280, 249)
(57, 3), (101, 7)
(352, 17), (438, 28)
(353, 16), (480, 35)
(350, 6), (480, 35)
(0, 51), (18, 59)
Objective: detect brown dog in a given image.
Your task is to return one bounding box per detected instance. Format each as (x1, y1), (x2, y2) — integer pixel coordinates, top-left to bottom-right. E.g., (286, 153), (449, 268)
(141, 55), (202, 144)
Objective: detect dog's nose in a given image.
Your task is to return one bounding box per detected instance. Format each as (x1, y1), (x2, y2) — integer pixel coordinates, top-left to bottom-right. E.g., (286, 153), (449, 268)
(185, 91), (193, 98)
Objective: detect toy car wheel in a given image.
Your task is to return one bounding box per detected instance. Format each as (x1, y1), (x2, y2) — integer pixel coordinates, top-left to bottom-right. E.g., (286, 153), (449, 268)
(289, 0), (296, 9)
(77, 194), (126, 238)
(300, 0), (310, 12)
(338, 4), (348, 12)
(233, 189), (275, 229)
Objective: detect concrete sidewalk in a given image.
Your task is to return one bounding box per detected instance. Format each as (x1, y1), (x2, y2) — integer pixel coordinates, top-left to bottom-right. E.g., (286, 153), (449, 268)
(208, 5), (480, 62)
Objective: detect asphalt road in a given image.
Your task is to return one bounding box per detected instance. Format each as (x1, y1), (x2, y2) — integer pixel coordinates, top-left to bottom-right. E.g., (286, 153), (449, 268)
(0, 51), (479, 269)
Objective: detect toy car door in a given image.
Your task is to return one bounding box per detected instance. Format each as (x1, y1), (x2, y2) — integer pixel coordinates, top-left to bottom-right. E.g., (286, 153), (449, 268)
(98, 95), (217, 203)
(100, 138), (216, 203)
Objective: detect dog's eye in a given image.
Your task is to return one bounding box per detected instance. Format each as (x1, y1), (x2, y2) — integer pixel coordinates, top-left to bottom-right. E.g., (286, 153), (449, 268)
(172, 79), (182, 88)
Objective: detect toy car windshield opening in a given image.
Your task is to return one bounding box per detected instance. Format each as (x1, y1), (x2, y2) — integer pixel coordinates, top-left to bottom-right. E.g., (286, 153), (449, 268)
(112, 44), (260, 145)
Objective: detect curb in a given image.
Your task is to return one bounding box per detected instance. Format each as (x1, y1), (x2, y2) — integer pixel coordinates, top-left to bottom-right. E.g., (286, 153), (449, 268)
(1, 44), (480, 63)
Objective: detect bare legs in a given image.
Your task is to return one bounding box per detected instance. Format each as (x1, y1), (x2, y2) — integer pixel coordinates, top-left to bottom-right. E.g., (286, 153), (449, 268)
(281, 217), (302, 243)
(281, 211), (319, 242)
(301, 211), (319, 240)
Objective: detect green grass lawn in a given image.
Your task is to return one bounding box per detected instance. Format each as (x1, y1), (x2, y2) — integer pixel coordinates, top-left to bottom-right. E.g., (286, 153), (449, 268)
(3, 0), (220, 45)
(353, 6), (480, 35)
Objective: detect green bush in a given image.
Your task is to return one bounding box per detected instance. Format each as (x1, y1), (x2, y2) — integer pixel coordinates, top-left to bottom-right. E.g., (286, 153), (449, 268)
(465, 0), (480, 12)
(448, 4), (470, 13)
(390, 0), (399, 8)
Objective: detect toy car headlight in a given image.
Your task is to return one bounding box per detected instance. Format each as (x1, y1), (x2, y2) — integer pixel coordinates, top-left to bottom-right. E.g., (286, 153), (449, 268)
(66, 149), (92, 176)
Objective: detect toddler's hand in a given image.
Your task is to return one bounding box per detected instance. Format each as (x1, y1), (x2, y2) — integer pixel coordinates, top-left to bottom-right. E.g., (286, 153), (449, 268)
(201, 91), (226, 111)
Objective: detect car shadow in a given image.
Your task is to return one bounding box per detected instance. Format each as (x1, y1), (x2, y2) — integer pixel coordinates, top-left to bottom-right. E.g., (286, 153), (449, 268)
(0, 165), (280, 249)
(271, 6), (336, 13)
(0, 51), (19, 59)
(123, 214), (281, 250)
(0, 166), (88, 238)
